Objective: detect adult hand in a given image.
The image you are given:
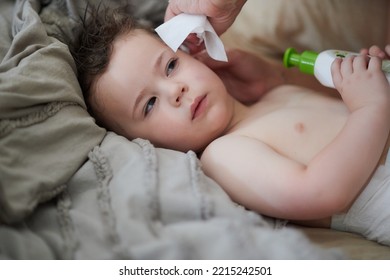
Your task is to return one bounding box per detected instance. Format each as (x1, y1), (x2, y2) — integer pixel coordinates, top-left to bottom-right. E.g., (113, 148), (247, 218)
(165, 0), (247, 54)
(195, 49), (286, 104)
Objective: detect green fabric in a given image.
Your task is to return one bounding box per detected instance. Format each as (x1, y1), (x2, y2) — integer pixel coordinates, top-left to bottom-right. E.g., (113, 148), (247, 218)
(0, 0), (105, 224)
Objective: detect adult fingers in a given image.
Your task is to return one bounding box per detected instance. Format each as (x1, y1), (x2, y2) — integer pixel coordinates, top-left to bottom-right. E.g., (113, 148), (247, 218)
(164, 0), (199, 21)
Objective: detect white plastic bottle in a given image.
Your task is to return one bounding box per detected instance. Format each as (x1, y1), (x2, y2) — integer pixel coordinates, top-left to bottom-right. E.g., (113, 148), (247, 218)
(283, 48), (390, 88)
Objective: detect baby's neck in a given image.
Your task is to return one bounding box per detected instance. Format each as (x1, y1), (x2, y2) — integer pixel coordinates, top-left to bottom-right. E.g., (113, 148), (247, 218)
(224, 99), (251, 134)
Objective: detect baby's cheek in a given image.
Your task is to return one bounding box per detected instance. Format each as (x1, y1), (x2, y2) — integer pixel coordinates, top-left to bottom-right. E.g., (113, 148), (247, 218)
(195, 68), (218, 83)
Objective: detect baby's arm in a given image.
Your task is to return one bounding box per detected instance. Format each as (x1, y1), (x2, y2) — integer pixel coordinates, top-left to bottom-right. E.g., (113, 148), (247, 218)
(300, 54), (390, 216)
(201, 52), (390, 221)
(320, 54), (390, 203)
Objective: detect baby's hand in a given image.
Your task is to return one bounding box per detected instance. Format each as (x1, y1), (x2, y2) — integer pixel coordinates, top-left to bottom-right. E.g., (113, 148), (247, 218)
(331, 54), (390, 111)
(360, 44), (390, 59)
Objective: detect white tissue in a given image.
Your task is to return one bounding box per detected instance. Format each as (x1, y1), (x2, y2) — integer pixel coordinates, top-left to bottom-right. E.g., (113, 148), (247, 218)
(155, 13), (228, 62)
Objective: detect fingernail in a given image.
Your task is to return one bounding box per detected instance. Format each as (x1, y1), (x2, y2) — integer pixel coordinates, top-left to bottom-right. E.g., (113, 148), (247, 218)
(179, 44), (190, 53)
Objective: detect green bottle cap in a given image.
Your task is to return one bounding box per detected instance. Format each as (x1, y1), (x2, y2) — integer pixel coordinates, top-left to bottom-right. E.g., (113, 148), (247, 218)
(283, 48), (318, 75)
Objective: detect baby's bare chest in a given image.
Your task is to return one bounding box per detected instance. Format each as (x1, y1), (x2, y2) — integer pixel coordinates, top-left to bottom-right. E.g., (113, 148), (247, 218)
(232, 91), (349, 164)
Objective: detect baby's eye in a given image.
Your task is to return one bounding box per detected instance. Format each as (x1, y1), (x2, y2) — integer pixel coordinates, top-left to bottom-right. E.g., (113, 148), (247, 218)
(166, 58), (178, 76)
(144, 97), (156, 116)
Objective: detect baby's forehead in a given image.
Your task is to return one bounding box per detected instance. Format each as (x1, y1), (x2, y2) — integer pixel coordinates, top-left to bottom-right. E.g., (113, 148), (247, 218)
(121, 27), (158, 40)
(113, 29), (169, 58)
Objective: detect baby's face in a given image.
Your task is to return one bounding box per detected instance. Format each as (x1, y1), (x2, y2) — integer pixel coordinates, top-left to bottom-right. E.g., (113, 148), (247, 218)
(95, 29), (234, 152)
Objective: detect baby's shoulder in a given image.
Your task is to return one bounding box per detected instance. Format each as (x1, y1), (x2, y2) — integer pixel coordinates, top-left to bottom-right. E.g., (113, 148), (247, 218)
(200, 134), (241, 161)
(200, 133), (265, 163)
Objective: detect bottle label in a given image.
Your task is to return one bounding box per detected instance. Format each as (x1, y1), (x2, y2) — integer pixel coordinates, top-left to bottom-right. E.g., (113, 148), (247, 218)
(331, 50), (352, 59)
(331, 50), (390, 75)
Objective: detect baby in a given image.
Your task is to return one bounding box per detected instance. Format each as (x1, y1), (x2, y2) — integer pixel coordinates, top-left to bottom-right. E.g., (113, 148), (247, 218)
(72, 7), (390, 246)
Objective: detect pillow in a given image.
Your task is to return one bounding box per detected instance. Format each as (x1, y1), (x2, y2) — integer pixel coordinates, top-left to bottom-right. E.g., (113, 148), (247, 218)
(222, 0), (389, 59)
(0, 0), (105, 223)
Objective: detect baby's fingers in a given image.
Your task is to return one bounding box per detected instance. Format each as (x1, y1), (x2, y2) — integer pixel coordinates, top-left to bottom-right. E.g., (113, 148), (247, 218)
(353, 55), (369, 71)
(367, 45), (386, 59)
(359, 48), (368, 56)
(385, 45), (390, 58)
(331, 57), (343, 88)
(367, 56), (383, 71)
(340, 55), (354, 76)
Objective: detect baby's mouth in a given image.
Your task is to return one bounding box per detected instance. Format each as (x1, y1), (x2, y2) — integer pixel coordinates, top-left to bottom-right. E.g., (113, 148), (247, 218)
(191, 94), (208, 120)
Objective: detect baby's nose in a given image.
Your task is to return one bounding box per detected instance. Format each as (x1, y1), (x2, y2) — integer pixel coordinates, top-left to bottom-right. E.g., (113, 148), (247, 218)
(170, 83), (188, 106)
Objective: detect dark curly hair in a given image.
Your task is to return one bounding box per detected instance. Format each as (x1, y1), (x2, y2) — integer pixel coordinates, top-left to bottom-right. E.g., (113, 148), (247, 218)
(71, 3), (154, 123)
